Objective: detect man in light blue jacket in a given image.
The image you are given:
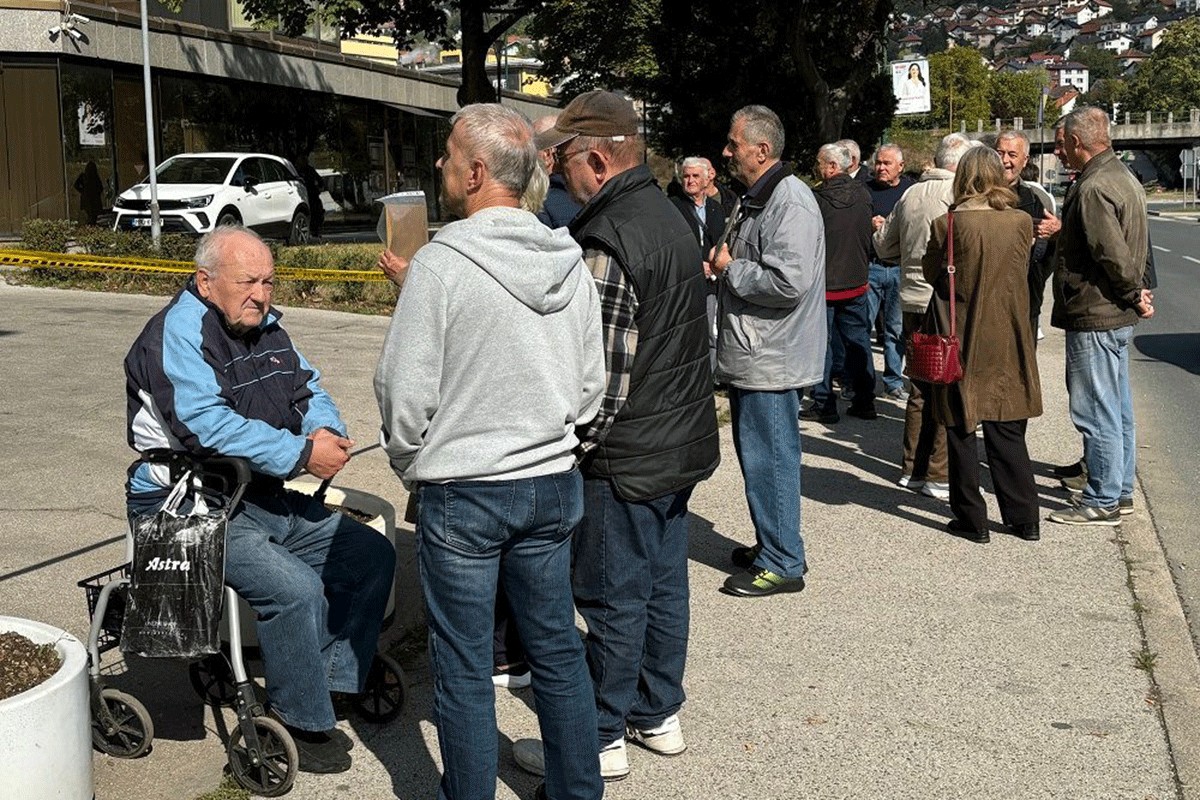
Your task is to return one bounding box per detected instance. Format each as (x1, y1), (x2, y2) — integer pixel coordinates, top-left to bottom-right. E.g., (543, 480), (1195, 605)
(710, 105), (826, 597)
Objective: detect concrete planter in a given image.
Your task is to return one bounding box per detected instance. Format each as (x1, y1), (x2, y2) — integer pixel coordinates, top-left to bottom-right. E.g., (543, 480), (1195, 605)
(221, 479), (397, 645)
(0, 617), (93, 800)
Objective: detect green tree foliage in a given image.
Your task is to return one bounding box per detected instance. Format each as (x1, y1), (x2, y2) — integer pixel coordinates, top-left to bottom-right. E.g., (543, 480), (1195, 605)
(928, 47), (990, 128)
(1124, 18), (1200, 113)
(988, 69), (1049, 122)
(237, 0), (539, 106)
(1080, 78), (1129, 117)
(1071, 45), (1120, 83)
(532, 0), (896, 168)
(920, 23), (948, 55)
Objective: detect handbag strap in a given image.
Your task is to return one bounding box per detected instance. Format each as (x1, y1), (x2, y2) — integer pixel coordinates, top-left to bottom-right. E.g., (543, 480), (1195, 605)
(946, 210), (956, 339)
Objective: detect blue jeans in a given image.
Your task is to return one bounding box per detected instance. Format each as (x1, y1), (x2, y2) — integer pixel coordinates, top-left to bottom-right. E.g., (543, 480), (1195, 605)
(1065, 328), (1136, 508)
(867, 262), (904, 392)
(417, 470), (602, 800)
(728, 388), (806, 578)
(811, 293), (877, 410)
(572, 479), (692, 747)
(128, 487), (396, 732)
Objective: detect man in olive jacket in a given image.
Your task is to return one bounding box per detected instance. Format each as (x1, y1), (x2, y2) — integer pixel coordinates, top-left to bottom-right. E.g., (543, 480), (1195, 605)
(711, 105), (826, 597)
(1047, 106), (1154, 527)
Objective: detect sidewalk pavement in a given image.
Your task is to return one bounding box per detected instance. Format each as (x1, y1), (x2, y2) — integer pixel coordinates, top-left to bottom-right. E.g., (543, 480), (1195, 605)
(1, 280), (1197, 800)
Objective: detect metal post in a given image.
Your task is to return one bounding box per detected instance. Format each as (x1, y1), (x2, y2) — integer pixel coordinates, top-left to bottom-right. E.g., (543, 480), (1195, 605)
(139, 0), (160, 245)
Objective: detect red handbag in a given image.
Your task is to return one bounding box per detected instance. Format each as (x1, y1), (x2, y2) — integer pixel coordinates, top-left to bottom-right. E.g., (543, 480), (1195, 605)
(905, 211), (964, 385)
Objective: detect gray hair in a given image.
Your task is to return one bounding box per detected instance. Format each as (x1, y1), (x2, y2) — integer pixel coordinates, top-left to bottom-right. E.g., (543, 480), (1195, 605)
(449, 103), (537, 196)
(836, 139), (861, 164)
(1063, 106), (1111, 149)
(681, 156), (707, 171)
(936, 133), (978, 170)
(732, 105), (785, 158)
(195, 224), (268, 275)
(817, 143), (852, 172)
(996, 129), (1030, 151)
(873, 143), (904, 163)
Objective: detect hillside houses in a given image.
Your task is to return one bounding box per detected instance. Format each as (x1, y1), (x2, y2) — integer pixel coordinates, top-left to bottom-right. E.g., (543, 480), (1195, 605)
(891, 0), (1197, 91)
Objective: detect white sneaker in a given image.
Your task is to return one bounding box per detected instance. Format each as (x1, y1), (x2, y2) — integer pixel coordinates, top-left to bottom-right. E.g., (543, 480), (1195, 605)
(897, 474), (925, 491)
(921, 481), (950, 501)
(599, 740), (630, 780)
(512, 737), (630, 782)
(491, 663), (531, 689)
(627, 714), (686, 756)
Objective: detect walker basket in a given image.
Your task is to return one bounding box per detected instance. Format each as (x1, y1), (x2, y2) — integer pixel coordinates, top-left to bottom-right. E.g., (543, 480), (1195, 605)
(79, 563), (131, 653)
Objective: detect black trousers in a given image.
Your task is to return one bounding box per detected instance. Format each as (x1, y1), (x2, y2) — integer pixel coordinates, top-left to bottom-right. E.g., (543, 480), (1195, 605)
(945, 420), (1039, 531)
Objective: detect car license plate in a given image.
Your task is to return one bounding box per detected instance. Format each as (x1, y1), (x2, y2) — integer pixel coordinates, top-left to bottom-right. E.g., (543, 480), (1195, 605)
(131, 217), (153, 227)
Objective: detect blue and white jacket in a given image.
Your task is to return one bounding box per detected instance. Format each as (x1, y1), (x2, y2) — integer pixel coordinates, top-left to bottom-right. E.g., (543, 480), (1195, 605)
(125, 280), (345, 500)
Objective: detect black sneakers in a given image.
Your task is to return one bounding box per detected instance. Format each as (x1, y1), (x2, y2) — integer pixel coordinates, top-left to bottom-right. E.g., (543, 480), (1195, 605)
(282, 724), (352, 773)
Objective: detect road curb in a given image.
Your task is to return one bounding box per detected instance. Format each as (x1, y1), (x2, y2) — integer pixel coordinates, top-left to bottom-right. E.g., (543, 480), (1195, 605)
(1125, 478), (1200, 800)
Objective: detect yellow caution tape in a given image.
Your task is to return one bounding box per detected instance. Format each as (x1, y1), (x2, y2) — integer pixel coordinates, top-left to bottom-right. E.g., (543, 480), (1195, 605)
(0, 249), (388, 283)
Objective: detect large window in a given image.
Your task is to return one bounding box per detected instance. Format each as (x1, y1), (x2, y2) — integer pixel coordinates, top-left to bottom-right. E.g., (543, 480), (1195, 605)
(60, 63), (116, 225)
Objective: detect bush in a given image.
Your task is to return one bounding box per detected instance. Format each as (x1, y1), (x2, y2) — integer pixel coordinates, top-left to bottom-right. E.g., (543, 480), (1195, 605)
(20, 219), (76, 253)
(157, 234), (197, 262)
(74, 226), (153, 258)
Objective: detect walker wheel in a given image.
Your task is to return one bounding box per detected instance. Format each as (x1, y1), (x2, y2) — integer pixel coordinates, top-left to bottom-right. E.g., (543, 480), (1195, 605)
(352, 653), (405, 723)
(189, 653), (237, 707)
(92, 688), (154, 758)
(227, 715), (297, 797)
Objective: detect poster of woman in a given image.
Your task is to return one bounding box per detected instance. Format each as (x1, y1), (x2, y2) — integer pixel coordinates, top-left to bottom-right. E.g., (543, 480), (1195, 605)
(892, 59), (931, 115)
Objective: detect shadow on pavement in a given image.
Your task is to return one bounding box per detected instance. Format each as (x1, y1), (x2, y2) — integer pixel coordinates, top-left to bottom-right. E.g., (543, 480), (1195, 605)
(1134, 332), (1200, 375)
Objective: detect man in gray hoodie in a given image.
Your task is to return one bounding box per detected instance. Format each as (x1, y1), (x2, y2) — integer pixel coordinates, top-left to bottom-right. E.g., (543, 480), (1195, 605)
(374, 103), (606, 800)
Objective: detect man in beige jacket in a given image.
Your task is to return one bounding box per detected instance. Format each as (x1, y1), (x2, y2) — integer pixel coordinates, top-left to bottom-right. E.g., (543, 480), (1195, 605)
(873, 133), (978, 500)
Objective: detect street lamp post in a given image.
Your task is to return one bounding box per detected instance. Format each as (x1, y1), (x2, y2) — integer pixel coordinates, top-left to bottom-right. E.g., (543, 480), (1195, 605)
(139, 0), (161, 246)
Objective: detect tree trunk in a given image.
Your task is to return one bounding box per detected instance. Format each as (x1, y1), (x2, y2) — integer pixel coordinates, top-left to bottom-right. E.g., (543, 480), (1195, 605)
(457, 0), (494, 107)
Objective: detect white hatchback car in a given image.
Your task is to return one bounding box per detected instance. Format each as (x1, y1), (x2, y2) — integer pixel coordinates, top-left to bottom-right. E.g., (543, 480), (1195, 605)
(112, 152), (311, 244)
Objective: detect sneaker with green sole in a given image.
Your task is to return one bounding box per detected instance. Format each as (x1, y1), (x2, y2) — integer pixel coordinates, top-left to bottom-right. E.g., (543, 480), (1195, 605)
(721, 567), (805, 597)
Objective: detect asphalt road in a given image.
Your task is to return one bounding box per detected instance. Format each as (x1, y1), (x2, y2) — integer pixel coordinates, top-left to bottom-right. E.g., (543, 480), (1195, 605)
(1132, 215), (1200, 652)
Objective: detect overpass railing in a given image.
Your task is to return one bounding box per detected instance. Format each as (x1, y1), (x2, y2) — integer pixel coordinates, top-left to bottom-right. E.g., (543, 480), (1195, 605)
(955, 108), (1200, 141)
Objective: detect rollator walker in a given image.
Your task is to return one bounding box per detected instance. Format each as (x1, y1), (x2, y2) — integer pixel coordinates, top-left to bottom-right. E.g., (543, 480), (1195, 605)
(78, 453), (404, 796)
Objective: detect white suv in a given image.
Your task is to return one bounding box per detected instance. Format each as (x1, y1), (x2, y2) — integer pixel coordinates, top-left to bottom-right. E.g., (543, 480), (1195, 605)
(113, 152), (311, 244)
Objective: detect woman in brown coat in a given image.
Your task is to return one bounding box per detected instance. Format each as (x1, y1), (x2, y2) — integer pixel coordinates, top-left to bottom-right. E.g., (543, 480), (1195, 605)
(921, 147), (1042, 544)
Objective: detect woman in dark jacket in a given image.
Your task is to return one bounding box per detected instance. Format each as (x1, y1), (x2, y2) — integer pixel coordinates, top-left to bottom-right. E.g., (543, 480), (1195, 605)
(921, 147), (1042, 544)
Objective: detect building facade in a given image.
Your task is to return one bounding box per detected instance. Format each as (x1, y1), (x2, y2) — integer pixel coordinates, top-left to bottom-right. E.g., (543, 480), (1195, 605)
(0, 1), (556, 235)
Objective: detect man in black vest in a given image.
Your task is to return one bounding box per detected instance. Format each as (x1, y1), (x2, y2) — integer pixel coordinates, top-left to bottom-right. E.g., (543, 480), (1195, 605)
(513, 90), (720, 782)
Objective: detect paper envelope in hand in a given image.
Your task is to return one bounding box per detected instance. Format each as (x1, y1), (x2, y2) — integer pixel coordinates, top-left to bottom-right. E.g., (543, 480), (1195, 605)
(376, 191), (429, 260)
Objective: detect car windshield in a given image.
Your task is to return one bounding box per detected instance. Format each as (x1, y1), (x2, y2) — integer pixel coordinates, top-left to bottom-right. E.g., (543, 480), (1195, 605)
(154, 157), (237, 185)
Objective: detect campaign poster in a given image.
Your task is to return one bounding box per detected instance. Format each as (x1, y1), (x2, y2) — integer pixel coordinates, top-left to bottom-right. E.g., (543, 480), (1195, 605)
(892, 59), (931, 115)
(77, 101), (106, 146)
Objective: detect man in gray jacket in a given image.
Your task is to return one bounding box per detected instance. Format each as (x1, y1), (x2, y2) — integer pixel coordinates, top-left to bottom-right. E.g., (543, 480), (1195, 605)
(711, 105), (826, 597)
(375, 103), (606, 800)
(874, 132), (977, 503)
(1047, 106), (1154, 527)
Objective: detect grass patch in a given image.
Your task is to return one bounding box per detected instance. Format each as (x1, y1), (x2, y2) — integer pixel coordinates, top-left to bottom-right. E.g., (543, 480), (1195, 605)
(191, 777), (250, 800)
(1132, 648), (1159, 673)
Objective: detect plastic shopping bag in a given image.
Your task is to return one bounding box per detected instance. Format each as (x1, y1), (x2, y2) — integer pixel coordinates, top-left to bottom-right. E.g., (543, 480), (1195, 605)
(121, 472), (227, 658)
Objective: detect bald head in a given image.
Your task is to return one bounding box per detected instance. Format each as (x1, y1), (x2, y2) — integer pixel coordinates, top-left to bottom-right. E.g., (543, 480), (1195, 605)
(533, 114), (560, 172)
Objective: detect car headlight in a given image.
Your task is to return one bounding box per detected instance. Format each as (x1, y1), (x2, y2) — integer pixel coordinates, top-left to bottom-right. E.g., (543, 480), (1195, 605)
(114, 196), (129, 208)
(180, 195), (214, 209)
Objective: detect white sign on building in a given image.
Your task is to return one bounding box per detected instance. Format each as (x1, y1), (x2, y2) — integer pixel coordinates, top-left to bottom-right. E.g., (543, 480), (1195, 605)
(892, 59), (932, 115)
